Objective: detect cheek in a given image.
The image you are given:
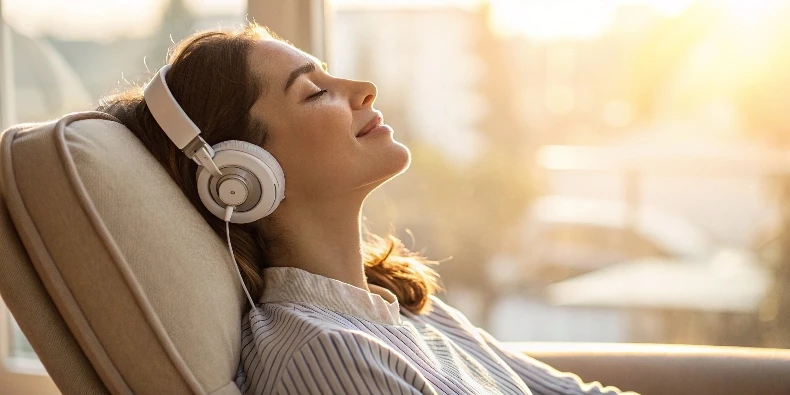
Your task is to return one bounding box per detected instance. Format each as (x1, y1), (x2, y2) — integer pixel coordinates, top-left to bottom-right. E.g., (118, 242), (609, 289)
(277, 104), (357, 192)
(296, 104), (353, 157)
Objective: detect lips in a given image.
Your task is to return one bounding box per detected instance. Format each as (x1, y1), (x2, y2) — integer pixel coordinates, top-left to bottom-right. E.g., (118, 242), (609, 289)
(356, 114), (383, 138)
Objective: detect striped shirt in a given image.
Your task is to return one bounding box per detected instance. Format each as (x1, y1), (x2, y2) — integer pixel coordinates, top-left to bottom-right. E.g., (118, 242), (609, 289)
(234, 267), (637, 394)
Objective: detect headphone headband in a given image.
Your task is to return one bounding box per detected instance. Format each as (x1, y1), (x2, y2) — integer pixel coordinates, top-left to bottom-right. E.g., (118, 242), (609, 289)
(144, 65), (221, 177)
(144, 65), (201, 149)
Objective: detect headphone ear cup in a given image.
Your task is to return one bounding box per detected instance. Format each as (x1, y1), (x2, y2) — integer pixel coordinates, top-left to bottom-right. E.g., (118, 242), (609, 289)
(196, 140), (285, 223)
(217, 140), (286, 194)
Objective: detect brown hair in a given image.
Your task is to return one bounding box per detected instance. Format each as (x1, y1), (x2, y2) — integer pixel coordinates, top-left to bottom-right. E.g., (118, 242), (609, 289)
(97, 23), (441, 314)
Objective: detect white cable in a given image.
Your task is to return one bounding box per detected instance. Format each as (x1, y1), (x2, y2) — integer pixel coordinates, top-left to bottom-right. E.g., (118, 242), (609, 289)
(224, 205), (255, 309)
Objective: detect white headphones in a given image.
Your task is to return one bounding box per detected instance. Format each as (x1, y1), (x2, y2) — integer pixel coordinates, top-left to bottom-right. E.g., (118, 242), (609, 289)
(143, 64), (285, 224)
(144, 64), (285, 309)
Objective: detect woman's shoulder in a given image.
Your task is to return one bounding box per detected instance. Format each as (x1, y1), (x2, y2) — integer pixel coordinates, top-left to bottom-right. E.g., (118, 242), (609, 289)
(408, 295), (482, 334)
(245, 301), (360, 335)
(243, 300), (398, 347)
(238, 303), (404, 394)
(240, 303), (376, 369)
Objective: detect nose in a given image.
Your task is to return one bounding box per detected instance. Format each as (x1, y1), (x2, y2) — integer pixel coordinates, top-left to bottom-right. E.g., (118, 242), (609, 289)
(350, 80), (377, 110)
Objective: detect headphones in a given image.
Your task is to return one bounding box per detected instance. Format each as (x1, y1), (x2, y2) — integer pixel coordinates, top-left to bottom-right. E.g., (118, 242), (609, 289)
(143, 64), (285, 224)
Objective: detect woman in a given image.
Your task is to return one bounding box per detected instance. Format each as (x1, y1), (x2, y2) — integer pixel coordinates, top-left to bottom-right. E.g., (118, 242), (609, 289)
(99, 23), (637, 395)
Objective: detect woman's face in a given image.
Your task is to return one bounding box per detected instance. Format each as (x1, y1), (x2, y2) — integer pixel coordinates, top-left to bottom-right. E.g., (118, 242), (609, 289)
(247, 39), (410, 203)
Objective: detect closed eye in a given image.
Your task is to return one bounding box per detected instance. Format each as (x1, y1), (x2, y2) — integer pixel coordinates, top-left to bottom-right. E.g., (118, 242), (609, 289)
(306, 89), (327, 101)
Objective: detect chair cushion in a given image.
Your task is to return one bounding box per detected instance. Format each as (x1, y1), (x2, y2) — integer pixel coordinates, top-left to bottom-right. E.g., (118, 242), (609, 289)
(0, 111), (244, 394)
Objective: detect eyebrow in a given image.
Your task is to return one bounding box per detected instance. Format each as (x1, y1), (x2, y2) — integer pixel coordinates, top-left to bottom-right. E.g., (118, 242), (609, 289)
(283, 61), (329, 93)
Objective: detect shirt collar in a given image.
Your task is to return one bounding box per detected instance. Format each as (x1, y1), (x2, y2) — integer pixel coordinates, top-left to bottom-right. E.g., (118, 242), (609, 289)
(259, 266), (403, 326)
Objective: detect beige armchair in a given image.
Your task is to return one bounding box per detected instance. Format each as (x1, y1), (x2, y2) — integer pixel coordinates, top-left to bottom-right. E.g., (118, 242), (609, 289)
(1, 112), (244, 394)
(1, 111), (789, 394)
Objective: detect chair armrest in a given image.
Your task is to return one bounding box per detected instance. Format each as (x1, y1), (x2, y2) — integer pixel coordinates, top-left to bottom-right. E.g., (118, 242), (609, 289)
(505, 342), (790, 395)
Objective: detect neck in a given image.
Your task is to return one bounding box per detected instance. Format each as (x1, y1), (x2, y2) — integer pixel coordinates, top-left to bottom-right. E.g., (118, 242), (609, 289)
(261, 192), (370, 291)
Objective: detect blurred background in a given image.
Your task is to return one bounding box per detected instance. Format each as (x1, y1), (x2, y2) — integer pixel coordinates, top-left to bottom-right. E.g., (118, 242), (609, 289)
(2, 0), (790, 370)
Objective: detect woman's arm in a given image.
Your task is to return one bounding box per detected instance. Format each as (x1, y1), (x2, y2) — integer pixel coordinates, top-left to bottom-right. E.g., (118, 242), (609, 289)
(428, 296), (638, 395)
(476, 329), (639, 395)
(275, 330), (437, 395)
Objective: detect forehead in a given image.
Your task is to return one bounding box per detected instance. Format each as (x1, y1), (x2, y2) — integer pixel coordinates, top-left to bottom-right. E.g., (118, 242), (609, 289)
(249, 39), (320, 92)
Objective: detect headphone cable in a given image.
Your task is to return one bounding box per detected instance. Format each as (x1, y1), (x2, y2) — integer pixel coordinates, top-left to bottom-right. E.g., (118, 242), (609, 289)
(224, 205), (256, 309)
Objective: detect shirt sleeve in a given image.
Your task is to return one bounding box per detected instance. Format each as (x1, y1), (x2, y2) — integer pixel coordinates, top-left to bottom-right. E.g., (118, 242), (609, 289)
(476, 328), (640, 395)
(428, 296), (638, 395)
(274, 330), (437, 395)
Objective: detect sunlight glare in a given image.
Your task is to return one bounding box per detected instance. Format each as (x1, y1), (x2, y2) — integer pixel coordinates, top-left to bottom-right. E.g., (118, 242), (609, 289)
(625, 0), (692, 17)
(489, 0), (617, 40)
(722, 0), (786, 24)
(636, 0), (691, 17)
(488, 0), (693, 41)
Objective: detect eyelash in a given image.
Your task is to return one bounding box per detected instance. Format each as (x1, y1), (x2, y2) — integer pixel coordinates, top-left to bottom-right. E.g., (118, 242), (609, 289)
(306, 89), (327, 101)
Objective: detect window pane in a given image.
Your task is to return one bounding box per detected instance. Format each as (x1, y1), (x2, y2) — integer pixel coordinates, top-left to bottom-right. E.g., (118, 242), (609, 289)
(3, 0), (247, 123)
(9, 315), (36, 360)
(330, 0), (790, 348)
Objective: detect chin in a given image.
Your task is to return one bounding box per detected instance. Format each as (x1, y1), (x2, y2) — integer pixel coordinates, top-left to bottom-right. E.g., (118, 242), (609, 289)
(362, 141), (411, 190)
(385, 140), (412, 176)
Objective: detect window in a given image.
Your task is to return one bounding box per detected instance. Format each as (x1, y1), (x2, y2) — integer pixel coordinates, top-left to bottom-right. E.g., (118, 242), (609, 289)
(329, 0), (790, 348)
(9, 317), (36, 360)
(0, 298), (58, 393)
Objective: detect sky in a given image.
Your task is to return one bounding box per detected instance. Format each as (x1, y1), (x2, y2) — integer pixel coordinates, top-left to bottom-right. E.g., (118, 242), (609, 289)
(1, 0), (782, 42)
